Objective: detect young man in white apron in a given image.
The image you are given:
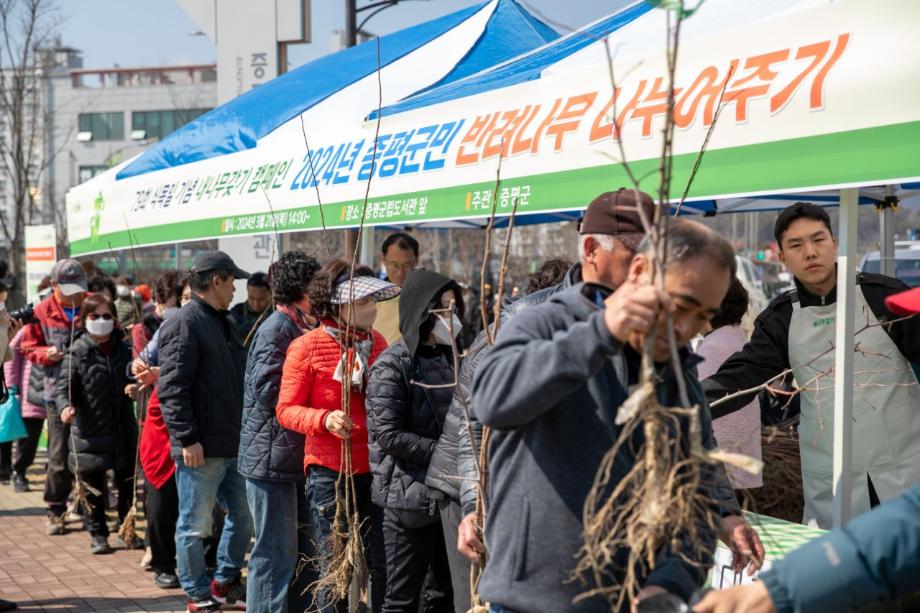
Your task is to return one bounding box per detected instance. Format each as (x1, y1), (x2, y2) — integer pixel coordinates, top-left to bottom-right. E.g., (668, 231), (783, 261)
(702, 202), (920, 529)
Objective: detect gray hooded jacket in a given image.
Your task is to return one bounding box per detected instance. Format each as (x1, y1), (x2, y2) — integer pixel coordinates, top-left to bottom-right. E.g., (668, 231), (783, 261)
(473, 283), (727, 612)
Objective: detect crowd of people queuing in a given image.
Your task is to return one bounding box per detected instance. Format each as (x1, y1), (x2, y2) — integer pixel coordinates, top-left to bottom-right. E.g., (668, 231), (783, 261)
(0, 190), (918, 613)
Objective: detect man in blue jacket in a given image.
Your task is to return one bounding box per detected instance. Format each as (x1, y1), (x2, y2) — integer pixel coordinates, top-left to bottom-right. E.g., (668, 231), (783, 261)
(473, 219), (740, 612)
(694, 282), (920, 613)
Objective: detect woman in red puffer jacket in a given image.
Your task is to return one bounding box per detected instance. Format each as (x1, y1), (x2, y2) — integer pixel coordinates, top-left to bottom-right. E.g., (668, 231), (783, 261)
(276, 258), (398, 613)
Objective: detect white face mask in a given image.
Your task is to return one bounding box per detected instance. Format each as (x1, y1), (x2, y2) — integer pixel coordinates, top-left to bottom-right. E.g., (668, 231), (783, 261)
(116, 285), (131, 298)
(0, 302), (6, 312)
(432, 313), (462, 346)
(86, 318), (115, 337)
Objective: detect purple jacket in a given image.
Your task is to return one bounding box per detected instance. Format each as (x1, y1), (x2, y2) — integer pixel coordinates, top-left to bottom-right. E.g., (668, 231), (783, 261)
(4, 328), (47, 419)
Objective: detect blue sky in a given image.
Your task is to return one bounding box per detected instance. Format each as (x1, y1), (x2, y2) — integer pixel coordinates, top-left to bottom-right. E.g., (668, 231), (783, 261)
(61, 0), (630, 70)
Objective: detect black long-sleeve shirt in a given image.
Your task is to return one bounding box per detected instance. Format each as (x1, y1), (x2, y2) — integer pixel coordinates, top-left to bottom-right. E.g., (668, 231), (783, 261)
(702, 272), (920, 418)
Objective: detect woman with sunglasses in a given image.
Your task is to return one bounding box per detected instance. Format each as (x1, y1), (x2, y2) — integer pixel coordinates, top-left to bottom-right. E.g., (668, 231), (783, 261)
(57, 293), (139, 554)
(276, 258), (399, 613)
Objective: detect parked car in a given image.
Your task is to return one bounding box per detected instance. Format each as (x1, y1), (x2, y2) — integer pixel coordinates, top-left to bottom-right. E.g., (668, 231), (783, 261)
(735, 255), (769, 336)
(859, 243), (920, 287)
(751, 259), (796, 299)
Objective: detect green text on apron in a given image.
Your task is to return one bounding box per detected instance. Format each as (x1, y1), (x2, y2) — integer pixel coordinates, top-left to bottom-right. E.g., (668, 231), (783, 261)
(788, 282), (920, 529)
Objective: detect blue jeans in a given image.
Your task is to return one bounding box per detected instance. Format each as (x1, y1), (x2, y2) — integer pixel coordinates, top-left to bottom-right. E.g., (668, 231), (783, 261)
(175, 457), (253, 601)
(308, 465), (385, 613)
(246, 477), (314, 613)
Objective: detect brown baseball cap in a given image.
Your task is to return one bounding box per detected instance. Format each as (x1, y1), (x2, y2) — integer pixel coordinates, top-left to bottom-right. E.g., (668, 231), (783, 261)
(580, 188), (657, 250)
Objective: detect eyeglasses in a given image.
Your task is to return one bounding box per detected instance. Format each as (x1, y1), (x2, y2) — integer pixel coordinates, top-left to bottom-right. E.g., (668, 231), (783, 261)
(87, 313), (114, 321)
(431, 301), (459, 316)
(385, 262), (418, 272)
(385, 261), (417, 273)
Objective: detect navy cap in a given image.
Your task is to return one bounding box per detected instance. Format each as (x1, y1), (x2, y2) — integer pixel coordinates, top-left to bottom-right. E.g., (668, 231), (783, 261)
(190, 250), (250, 280)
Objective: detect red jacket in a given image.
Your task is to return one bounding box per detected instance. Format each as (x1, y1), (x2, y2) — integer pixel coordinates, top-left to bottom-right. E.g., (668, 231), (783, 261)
(20, 293), (83, 366)
(139, 389), (175, 489)
(20, 293), (85, 405)
(276, 321), (387, 474)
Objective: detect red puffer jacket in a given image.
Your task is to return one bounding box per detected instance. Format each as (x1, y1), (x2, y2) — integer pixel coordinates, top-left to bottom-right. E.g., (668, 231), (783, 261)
(276, 320), (387, 474)
(139, 389), (175, 490)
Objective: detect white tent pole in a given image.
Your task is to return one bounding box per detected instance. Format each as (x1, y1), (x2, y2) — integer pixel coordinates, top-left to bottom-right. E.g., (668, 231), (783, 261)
(832, 187), (858, 528)
(359, 226), (376, 268)
(880, 185), (896, 277)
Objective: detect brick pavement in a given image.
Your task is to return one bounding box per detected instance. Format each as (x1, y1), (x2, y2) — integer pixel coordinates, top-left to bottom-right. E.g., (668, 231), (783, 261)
(0, 454), (187, 613)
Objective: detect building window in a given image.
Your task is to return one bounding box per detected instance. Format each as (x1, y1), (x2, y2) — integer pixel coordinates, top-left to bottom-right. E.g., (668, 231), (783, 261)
(78, 112), (124, 141)
(131, 108), (210, 140)
(78, 165), (109, 183)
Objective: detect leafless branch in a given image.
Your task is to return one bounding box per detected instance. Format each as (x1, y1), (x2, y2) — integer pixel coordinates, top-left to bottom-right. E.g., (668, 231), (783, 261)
(299, 114), (332, 259)
(479, 144), (504, 346)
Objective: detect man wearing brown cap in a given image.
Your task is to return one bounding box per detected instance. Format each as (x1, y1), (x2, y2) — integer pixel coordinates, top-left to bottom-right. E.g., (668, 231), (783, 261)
(440, 191), (760, 610)
(448, 189), (657, 564)
(19, 258), (88, 534)
(472, 218), (757, 612)
(577, 188), (655, 287)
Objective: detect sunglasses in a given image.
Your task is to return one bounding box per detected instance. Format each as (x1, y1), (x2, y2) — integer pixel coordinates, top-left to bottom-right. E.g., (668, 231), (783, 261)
(86, 313), (114, 321)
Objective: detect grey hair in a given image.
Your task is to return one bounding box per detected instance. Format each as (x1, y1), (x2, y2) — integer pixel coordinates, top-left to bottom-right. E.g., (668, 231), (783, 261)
(578, 233), (617, 259)
(638, 219), (737, 277)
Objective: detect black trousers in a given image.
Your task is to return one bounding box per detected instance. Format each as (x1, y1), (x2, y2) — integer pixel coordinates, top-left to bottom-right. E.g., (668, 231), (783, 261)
(83, 468), (134, 537)
(44, 405), (74, 516)
(0, 441), (10, 473)
(307, 467), (385, 613)
(0, 418), (41, 475)
(437, 499), (472, 613)
(145, 473), (179, 573)
(13, 417), (44, 477)
(381, 508), (453, 613)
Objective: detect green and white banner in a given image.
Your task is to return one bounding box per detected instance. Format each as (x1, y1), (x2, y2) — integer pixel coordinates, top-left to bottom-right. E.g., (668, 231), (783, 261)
(66, 0), (920, 255)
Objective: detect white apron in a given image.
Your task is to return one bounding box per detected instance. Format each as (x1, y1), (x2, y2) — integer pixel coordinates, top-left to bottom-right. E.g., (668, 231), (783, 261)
(788, 282), (920, 528)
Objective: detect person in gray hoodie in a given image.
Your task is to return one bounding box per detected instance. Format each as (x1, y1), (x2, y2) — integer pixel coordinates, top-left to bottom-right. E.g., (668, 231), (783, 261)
(472, 219), (742, 612)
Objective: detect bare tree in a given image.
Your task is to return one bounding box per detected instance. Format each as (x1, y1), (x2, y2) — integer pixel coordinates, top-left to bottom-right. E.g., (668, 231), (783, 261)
(0, 0), (60, 287)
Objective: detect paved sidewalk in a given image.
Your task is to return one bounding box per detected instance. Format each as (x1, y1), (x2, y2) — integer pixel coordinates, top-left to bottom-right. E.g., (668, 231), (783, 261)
(0, 456), (187, 613)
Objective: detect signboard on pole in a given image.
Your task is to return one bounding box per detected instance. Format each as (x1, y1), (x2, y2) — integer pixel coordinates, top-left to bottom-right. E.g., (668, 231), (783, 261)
(24, 225), (57, 304)
(218, 234), (277, 308)
(175, 0), (311, 293)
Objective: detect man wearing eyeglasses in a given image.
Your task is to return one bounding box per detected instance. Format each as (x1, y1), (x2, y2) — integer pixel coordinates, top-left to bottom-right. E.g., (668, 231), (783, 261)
(374, 232), (419, 344)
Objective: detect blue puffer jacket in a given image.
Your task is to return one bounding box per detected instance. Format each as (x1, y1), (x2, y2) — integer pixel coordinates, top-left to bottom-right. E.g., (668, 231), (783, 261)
(761, 482), (920, 612)
(238, 310), (308, 482)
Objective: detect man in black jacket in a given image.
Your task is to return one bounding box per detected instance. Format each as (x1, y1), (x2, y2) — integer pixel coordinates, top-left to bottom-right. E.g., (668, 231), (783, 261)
(158, 250), (253, 613)
(229, 271), (272, 348)
(703, 203), (920, 529)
